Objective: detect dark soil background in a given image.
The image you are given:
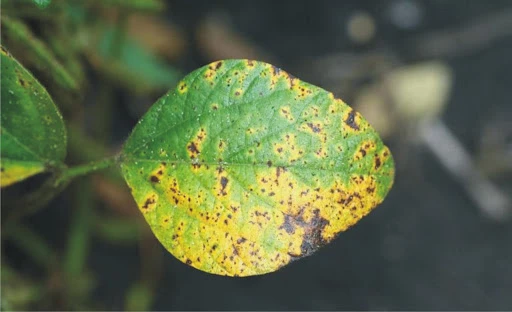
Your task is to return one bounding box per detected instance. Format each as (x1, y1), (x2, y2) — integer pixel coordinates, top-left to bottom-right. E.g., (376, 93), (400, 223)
(3, 0), (512, 310)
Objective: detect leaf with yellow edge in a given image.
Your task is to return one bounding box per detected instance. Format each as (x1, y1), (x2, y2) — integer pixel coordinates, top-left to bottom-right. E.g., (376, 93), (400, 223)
(1, 46), (67, 187)
(120, 59), (395, 276)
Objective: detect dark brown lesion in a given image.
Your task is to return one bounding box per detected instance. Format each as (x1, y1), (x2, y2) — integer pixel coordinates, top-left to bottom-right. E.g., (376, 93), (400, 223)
(219, 176), (229, 196)
(345, 109), (360, 130)
(307, 123), (322, 133)
(18, 77), (26, 87)
(281, 207), (330, 260)
(150, 175), (160, 183)
(142, 197), (155, 210)
(374, 154), (382, 170)
(187, 142), (200, 158)
(271, 65), (282, 76)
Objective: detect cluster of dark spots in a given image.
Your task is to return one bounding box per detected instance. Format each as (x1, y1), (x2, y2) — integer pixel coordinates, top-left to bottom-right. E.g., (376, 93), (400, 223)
(237, 237), (247, 244)
(247, 60), (255, 67)
(345, 109), (360, 130)
(277, 147), (283, 153)
(187, 142), (199, 155)
(374, 154), (382, 170)
(172, 234), (179, 240)
(150, 175), (160, 183)
(284, 73), (297, 89)
(186, 259), (192, 265)
(179, 83), (187, 91)
(163, 218), (169, 223)
(271, 65), (282, 76)
(214, 61), (223, 70)
(212, 104), (218, 110)
(267, 160), (273, 167)
(224, 219), (229, 225)
(197, 257), (201, 262)
(216, 165), (224, 174)
(299, 209), (330, 256)
(219, 176), (229, 195)
(366, 186), (375, 194)
(218, 140), (224, 149)
(235, 91), (241, 96)
(280, 215), (296, 234)
(307, 123), (321, 133)
(142, 197), (155, 210)
(0, 167), (4, 172)
(268, 191), (276, 197)
(383, 150), (389, 157)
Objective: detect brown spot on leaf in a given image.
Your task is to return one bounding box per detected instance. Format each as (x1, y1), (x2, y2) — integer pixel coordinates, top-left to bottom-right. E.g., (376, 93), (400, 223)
(187, 142), (199, 156)
(150, 175), (160, 183)
(375, 155), (382, 170)
(307, 123), (321, 133)
(345, 109), (360, 130)
(220, 176), (228, 195)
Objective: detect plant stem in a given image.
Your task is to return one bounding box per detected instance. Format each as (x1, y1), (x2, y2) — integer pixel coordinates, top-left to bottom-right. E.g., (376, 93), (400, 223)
(54, 156), (118, 186)
(3, 156), (119, 225)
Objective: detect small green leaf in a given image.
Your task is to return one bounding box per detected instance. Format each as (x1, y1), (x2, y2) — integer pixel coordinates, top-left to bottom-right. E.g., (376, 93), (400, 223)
(120, 60), (395, 276)
(87, 25), (181, 94)
(0, 47), (67, 187)
(33, 0), (51, 8)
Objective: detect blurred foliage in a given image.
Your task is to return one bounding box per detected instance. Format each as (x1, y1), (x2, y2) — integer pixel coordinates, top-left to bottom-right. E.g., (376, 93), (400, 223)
(1, 0), (183, 309)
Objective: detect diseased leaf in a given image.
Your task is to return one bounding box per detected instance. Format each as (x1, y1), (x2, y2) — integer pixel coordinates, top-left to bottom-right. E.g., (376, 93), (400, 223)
(0, 47), (67, 187)
(120, 60), (395, 276)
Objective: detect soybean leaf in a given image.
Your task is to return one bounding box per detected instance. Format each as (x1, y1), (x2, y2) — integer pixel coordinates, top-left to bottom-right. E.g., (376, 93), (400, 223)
(33, 0), (51, 8)
(0, 47), (67, 187)
(85, 0), (165, 12)
(86, 24), (181, 95)
(120, 60), (395, 276)
(1, 16), (79, 92)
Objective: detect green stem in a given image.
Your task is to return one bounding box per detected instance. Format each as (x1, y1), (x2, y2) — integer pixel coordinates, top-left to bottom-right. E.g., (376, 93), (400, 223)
(2, 223), (57, 271)
(64, 178), (92, 277)
(3, 156), (119, 225)
(54, 156), (118, 186)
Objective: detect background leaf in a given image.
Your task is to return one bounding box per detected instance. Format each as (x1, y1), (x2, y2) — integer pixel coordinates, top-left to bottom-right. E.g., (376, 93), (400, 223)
(0, 47), (67, 187)
(33, 0), (51, 9)
(1, 16), (79, 92)
(120, 59), (395, 276)
(85, 24), (181, 95)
